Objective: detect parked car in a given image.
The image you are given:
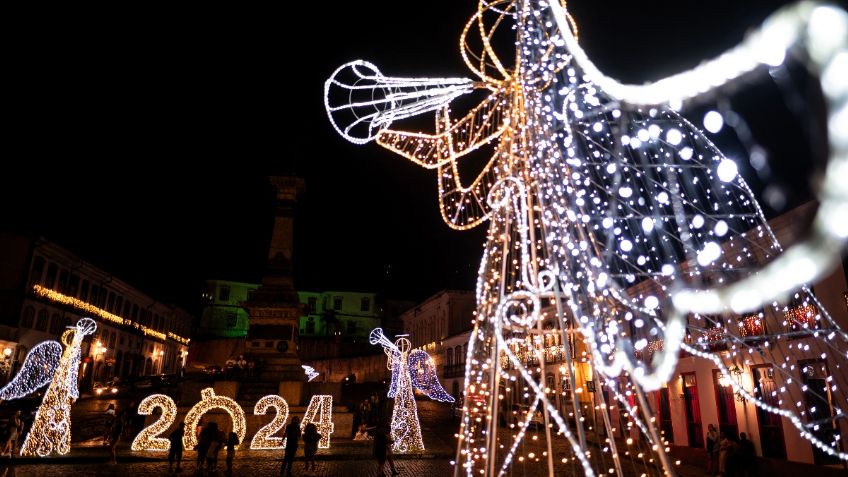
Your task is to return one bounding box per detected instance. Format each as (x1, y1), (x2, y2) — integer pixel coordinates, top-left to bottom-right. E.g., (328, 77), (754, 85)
(94, 379), (128, 397)
(203, 365), (223, 377)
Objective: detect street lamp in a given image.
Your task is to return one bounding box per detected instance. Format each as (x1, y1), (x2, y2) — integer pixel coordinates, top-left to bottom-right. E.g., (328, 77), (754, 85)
(718, 366), (746, 402)
(0, 347), (13, 383)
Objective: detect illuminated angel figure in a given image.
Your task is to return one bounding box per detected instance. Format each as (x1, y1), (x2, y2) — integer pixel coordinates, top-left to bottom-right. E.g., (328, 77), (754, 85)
(369, 328), (453, 453)
(329, 1), (848, 476)
(0, 318), (96, 456)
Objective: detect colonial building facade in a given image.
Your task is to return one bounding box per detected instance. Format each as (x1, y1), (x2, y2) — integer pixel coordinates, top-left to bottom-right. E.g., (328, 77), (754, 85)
(0, 233), (192, 387)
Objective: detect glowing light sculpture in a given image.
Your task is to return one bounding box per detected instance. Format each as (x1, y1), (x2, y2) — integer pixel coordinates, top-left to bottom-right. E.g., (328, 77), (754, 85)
(250, 394), (289, 449)
(183, 388), (247, 450)
(301, 394), (334, 449)
(131, 394), (178, 451)
(327, 1), (848, 475)
(370, 328), (454, 453)
(1, 318), (97, 457)
(302, 365), (319, 382)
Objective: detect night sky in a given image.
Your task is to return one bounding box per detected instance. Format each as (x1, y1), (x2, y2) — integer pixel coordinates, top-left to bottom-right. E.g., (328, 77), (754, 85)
(2, 0), (837, 312)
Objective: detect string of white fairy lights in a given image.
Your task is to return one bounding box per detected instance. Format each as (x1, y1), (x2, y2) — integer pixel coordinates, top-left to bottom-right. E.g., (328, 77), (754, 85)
(549, 0), (848, 318)
(324, 1), (848, 475)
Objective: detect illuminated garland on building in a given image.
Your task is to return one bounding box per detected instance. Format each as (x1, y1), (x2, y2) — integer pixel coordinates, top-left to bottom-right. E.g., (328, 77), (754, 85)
(327, 0), (848, 474)
(131, 394), (178, 451)
(250, 395), (289, 450)
(32, 285), (189, 344)
(182, 388), (246, 450)
(18, 318), (96, 456)
(300, 395), (334, 449)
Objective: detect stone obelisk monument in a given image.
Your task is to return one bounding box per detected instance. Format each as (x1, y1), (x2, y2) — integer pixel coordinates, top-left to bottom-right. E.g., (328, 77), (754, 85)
(242, 176), (306, 403)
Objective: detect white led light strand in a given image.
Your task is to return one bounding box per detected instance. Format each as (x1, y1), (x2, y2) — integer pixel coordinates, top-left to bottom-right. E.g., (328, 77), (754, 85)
(549, 0), (848, 316)
(324, 60), (475, 144)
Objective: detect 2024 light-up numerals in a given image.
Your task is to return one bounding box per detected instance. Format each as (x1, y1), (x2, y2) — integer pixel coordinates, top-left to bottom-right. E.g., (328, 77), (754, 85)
(131, 394), (177, 451)
(250, 395), (289, 449)
(183, 388), (247, 450)
(301, 395), (334, 448)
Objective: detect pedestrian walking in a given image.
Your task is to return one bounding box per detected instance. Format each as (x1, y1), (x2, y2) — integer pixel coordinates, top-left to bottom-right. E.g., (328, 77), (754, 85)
(1, 411), (22, 456)
(718, 431), (737, 477)
(196, 421), (218, 473)
(225, 431), (239, 475)
(373, 426), (399, 476)
(738, 432), (756, 477)
(706, 423), (719, 474)
(280, 416), (301, 477)
(205, 429), (223, 474)
(102, 404), (116, 446)
(168, 422), (185, 473)
(302, 422), (322, 474)
(109, 411), (124, 464)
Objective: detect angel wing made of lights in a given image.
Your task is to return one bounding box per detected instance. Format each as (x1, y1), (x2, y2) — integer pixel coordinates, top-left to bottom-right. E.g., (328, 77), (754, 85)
(0, 341), (63, 401)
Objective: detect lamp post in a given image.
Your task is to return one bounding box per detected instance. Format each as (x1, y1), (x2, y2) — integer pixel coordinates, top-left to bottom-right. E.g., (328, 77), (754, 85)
(0, 347), (13, 384)
(94, 341), (107, 381)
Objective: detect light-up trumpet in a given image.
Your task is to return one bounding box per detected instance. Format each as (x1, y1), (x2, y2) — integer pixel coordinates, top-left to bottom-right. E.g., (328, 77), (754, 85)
(324, 60), (475, 145)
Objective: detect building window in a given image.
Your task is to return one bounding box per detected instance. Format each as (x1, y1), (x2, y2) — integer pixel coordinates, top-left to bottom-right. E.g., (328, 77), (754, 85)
(219, 286), (231, 302)
(123, 301), (131, 318)
(35, 309), (49, 332)
(29, 257), (45, 286)
(90, 285), (99, 306)
(347, 320), (357, 334)
(49, 313), (62, 335)
(360, 297), (370, 312)
(80, 280), (89, 300)
(21, 306), (35, 328)
(119, 334), (125, 345)
(306, 318), (315, 334)
(109, 331), (117, 349)
(67, 274), (79, 297)
(264, 341), (274, 348)
(44, 263), (58, 289)
(307, 297), (317, 314)
(115, 296), (123, 316)
(226, 312), (237, 328)
(57, 270), (69, 293)
(333, 296), (343, 311)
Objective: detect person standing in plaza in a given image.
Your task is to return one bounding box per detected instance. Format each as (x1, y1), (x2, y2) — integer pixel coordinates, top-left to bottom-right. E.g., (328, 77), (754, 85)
(706, 423), (719, 474)
(1, 410), (23, 456)
(108, 410), (124, 464)
(301, 422), (321, 475)
(738, 432), (756, 477)
(280, 416), (300, 477)
(373, 426), (399, 476)
(225, 431), (239, 475)
(102, 404), (116, 446)
(167, 422), (185, 473)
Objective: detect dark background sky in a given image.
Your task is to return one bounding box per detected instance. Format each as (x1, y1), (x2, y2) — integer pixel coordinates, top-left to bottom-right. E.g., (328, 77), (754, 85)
(2, 0), (840, 312)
